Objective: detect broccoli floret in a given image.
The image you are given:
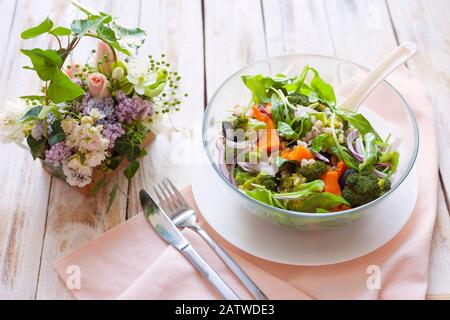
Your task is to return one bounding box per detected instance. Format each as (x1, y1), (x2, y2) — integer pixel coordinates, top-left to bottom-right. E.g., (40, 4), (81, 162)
(342, 172), (385, 207)
(241, 173), (278, 191)
(287, 93), (310, 106)
(278, 174), (306, 193)
(231, 114), (249, 130)
(378, 177), (392, 193)
(296, 161), (327, 182)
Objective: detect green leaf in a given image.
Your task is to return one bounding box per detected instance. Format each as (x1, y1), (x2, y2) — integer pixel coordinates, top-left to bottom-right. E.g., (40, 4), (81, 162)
(71, 15), (109, 37)
(241, 75), (272, 103)
(48, 132), (65, 145)
(110, 22), (146, 49)
(50, 26), (72, 36)
(114, 138), (140, 160)
(97, 24), (116, 42)
(102, 38), (130, 56)
(309, 67), (336, 106)
(247, 118), (266, 130)
(26, 136), (46, 159)
(336, 110), (381, 141)
(89, 175), (106, 195)
(234, 167), (255, 186)
(107, 184), (118, 213)
(20, 95), (44, 101)
(47, 70), (85, 103)
(288, 193), (349, 213)
(19, 105), (43, 122)
(70, 0), (99, 16)
(124, 160), (139, 180)
(285, 65), (309, 93)
(21, 17), (54, 39)
(21, 48), (62, 81)
(244, 188), (285, 209)
(358, 132), (379, 171)
(144, 81), (166, 98)
(277, 121), (298, 140)
(311, 133), (334, 153)
(48, 121), (65, 146)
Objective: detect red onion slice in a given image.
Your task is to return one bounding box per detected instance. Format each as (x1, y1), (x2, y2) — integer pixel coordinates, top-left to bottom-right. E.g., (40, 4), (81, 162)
(237, 161), (277, 176)
(313, 152), (330, 163)
(258, 105), (272, 119)
(373, 168), (388, 178)
(347, 130), (364, 162)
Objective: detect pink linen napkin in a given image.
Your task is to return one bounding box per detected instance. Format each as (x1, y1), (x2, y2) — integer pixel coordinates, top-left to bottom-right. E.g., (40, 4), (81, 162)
(54, 75), (438, 299)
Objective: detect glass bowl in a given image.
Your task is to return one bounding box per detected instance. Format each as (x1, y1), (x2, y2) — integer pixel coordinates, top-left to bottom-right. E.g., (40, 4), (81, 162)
(202, 54), (419, 230)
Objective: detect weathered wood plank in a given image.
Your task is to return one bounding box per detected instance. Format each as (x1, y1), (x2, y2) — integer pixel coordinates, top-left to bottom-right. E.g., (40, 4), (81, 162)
(262, 0), (334, 56)
(34, 0), (137, 300)
(127, 0), (205, 217)
(204, 0), (267, 98)
(428, 184), (450, 295)
(0, 0), (17, 68)
(386, 0), (450, 295)
(0, 0), (64, 300)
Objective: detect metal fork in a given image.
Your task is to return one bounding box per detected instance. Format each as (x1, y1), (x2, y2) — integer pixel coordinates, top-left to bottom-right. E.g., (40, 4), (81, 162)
(153, 178), (268, 300)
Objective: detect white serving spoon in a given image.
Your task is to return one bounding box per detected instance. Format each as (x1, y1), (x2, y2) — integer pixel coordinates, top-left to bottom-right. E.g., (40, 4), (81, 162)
(339, 41), (417, 112)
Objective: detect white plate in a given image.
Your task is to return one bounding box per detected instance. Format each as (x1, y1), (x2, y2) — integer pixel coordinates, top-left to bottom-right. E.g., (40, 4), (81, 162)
(191, 162), (418, 266)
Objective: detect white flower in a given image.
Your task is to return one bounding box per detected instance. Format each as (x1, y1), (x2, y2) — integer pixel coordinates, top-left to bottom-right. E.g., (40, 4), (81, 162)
(112, 66), (124, 80)
(0, 99), (29, 144)
(61, 118), (77, 134)
(88, 108), (104, 120)
(85, 151), (107, 167)
(80, 116), (94, 126)
(126, 58), (157, 95)
(62, 160), (92, 187)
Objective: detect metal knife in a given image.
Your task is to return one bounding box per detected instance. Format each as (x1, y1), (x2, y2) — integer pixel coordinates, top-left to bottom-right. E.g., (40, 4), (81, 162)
(139, 189), (240, 300)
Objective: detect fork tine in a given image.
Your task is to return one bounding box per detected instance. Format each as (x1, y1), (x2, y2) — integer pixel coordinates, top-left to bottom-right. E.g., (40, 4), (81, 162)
(153, 187), (164, 206)
(161, 179), (182, 209)
(157, 182), (176, 212)
(165, 178), (188, 207)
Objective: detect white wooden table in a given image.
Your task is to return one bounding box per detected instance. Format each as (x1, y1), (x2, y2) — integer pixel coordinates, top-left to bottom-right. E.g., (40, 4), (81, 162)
(0, 0), (449, 300)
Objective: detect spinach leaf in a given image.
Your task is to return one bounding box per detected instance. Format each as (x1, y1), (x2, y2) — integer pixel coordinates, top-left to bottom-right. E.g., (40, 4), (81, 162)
(291, 193), (349, 213)
(244, 187), (286, 209)
(309, 67), (336, 106)
(277, 121), (298, 140)
(336, 110), (381, 141)
(284, 65), (309, 93)
(290, 116), (312, 138)
(234, 167), (255, 186)
(273, 180), (325, 199)
(311, 133), (334, 153)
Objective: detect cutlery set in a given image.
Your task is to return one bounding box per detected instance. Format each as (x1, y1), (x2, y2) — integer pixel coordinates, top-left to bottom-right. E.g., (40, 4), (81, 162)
(139, 179), (268, 300)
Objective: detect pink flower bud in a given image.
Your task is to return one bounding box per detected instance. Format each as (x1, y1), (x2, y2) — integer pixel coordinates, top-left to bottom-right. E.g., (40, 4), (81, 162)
(96, 41), (114, 74)
(87, 73), (110, 98)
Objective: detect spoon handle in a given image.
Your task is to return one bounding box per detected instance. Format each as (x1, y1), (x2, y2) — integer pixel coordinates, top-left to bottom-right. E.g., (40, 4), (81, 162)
(339, 41), (417, 112)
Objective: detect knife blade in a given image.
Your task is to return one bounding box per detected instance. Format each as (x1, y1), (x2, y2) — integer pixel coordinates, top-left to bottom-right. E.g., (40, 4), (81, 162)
(139, 189), (240, 300)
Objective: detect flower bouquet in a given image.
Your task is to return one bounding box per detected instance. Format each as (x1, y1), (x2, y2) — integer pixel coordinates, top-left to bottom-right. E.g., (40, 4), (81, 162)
(0, 1), (186, 199)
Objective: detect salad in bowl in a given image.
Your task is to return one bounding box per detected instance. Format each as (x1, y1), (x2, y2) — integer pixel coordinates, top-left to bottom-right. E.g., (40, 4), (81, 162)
(218, 66), (399, 213)
(203, 54), (418, 229)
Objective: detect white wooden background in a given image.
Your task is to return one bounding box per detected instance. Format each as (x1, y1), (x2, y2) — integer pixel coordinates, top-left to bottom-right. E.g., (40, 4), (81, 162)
(0, 0), (449, 300)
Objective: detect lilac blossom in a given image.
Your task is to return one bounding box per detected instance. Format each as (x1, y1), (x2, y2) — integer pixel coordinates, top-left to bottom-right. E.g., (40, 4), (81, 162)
(81, 93), (115, 121)
(115, 91), (153, 124)
(102, 123), (125, 148)
(44, 142), (72, 165)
